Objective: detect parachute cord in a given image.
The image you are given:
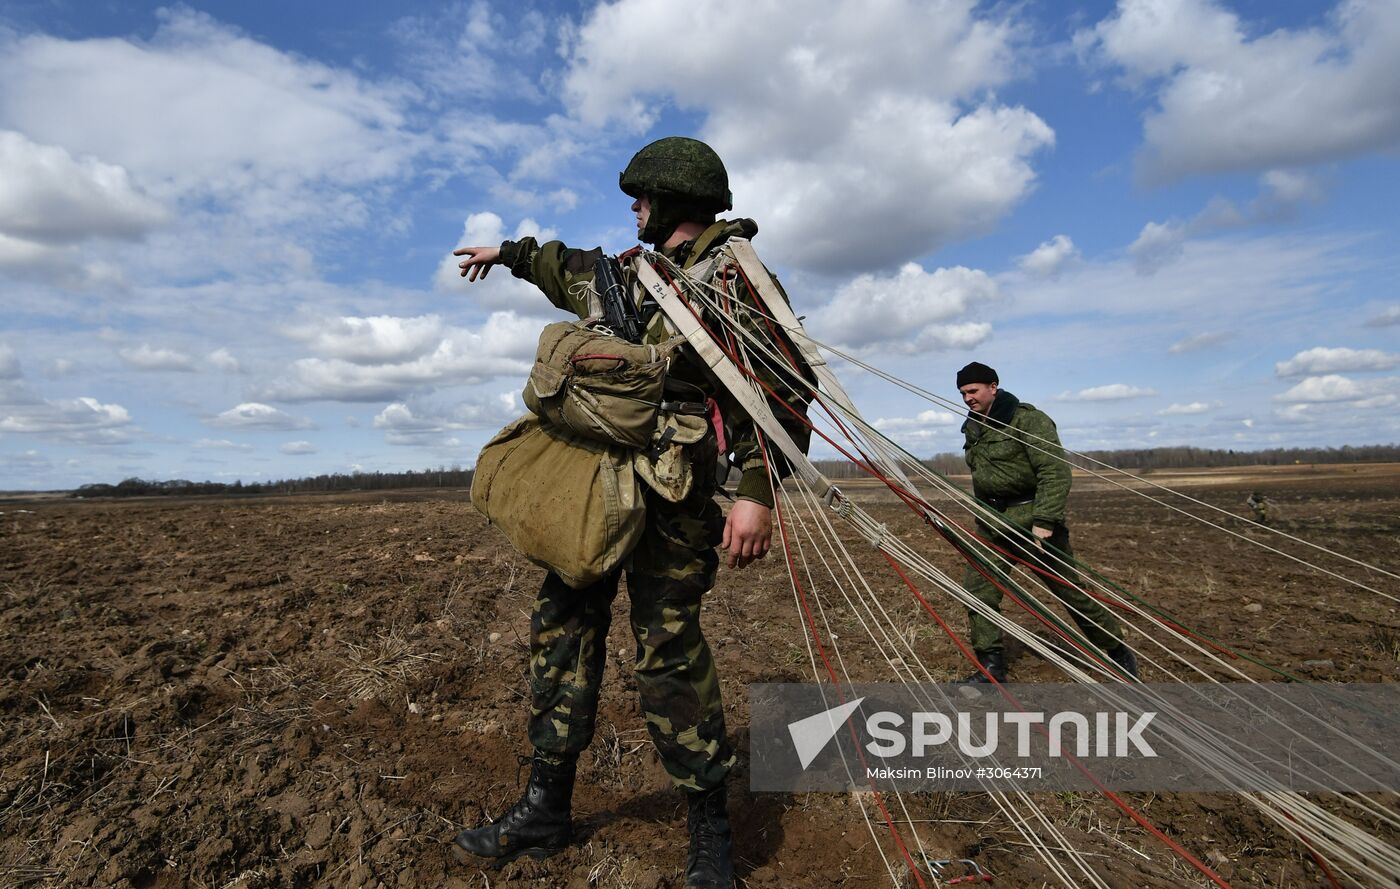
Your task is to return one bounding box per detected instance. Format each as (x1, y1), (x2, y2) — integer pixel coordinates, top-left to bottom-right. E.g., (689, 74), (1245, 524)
(879, 551), (1237, 889)
(758, 430), (930, 889)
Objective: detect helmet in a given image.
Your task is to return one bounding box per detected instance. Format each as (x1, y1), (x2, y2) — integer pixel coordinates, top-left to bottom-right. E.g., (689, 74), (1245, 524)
(619, 137), (732, 213)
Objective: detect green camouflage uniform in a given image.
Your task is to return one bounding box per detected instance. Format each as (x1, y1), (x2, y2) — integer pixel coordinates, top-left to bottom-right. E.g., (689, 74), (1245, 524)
(498, 220), (810, 791)
(961, 389), (1123, 655)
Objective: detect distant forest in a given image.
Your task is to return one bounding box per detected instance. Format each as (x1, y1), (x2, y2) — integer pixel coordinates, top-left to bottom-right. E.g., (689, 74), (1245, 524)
(816, 443), (1400, 479)
(71, 444), (1399, 498)
(73, 467), (475, 499)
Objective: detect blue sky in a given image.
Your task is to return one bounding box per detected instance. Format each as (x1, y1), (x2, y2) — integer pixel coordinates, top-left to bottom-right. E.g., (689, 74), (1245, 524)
(1, 0), (1397, 489)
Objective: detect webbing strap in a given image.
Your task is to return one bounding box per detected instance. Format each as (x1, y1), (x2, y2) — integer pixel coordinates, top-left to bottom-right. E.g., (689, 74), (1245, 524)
(633, 259), (832, 501)
(722, 239), (929, 509)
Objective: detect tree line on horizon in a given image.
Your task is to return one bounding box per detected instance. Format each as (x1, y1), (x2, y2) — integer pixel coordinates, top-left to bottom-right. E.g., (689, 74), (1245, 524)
(72, 466), (475, 499)
(69, 443), (1398, 498)
(814, 443), (1400, 479)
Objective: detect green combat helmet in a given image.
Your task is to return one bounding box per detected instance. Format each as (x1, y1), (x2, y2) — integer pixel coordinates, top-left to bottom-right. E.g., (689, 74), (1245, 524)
(619, 137), (732, 245)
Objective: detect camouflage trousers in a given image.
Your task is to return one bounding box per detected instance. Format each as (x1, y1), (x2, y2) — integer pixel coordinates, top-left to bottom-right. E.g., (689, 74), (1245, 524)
(962, 503), (1123, 656)
(526, 478), (735, 792)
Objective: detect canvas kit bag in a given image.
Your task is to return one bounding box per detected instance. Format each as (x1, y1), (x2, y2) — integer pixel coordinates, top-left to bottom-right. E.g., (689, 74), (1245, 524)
(521, 321), (680, 449)
(472, 319), (714, 588)
(470, 412), (647, 589)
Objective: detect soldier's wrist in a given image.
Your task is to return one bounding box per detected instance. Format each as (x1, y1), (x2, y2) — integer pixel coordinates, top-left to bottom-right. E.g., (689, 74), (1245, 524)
(734, 470), (775, 508)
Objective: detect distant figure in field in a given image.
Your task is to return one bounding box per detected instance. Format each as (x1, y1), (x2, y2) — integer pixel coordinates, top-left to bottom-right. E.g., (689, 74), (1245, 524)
(1246, 491), (1271, 525)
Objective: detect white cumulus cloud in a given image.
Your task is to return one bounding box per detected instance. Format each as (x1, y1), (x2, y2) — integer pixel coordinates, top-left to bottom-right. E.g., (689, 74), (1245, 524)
(1017, 235), (1079, 278)
(1276, 346), (1399, 377)
(1129, 220), (1187, 274)
(279, 440), (317, 455)
(1158, 401), (1220, 415)
(118, 343), (195, 372)
(810, 263), (999, 353)
(373, 393), (519, 446)
(873, 409), (961, 431)
(562, 0), (1053, 272)
(1127, 169), (1326, 274)
(0, 130), (168, 247)
(0, 394), (132, 440)
(1274, 374), (1366, 403)
(206, 402), (314, 430)
(1366, 305), (1400, 327)
(433, 212), (558, 306)
(1080, 0), (1400, 181)
(206, 348), (241, 373)
(282, 315), (447, 365)
(0, 9), (422, 216)
(263, 311), (537, 402)
(1057, 384), (1157, 402)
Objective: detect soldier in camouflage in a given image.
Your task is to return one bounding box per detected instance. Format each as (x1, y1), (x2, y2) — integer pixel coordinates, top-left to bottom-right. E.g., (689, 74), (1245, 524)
(955, 362), (1139, 683)
(450, 137), (810, 889)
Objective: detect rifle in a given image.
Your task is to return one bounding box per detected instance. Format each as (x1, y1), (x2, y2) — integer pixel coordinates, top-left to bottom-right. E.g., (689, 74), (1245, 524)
(593, 254), (644, 344)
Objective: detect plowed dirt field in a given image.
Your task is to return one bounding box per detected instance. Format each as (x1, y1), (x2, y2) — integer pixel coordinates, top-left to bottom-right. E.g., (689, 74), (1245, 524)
(2, 463), (1397, 888)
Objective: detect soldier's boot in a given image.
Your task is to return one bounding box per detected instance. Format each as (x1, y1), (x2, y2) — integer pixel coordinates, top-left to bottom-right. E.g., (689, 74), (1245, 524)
(1107, 643), (1139, 680)
(684, 786), (735, 889)
(957, 650), (1007, 684)
(451, 754), (575, 865)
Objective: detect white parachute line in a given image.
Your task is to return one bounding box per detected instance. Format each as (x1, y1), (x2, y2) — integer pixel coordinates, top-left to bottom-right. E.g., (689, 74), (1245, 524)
(738, 298), (1103, 886)
(819, 341), (1400, 595)
(685, 281), (1400, 795)
(674, 274), (1392, 680)
(787, 476), (1099, 886)
(816, 407), (1400, 824)
(647, 256), (1018, 879)
(835, 423), (1400, 794)
(709, 313), (1131, 684)
(787, 493), (957, 876)
(796, 411), (1400, 887)
(678, 256), (1398, 594)
(1256, 790), (1400, 886)
(683, 278), (1108, 666)
(785, 481), (1319, 889)
(741, 332), (955, 882)
(700, 309), (1114, 686)
(747, 327), (1086, 885)
(655, 253), (1400, 882)
(775, 474), (904, 888)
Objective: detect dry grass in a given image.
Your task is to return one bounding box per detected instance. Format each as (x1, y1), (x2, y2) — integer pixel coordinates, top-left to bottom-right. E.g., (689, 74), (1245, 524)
(1370, 627), (1400, 662)
(333, 626), (441, 701)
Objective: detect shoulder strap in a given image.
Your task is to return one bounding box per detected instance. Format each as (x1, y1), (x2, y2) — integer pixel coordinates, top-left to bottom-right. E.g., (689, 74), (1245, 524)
(634, 259), (830, 499)
(719, 239), (927, 501)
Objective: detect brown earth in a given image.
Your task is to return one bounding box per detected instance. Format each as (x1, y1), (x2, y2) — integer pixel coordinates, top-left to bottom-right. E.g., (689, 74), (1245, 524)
(1, 465), (1397, 888)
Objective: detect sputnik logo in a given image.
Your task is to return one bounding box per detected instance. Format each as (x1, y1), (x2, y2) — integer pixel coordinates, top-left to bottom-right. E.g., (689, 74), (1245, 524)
(787, 697), (865, 769)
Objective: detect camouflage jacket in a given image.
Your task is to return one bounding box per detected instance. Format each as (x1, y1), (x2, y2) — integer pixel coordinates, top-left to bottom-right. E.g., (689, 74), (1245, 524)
(961, 389), (1071, 530)
(498, 218), (812, 508)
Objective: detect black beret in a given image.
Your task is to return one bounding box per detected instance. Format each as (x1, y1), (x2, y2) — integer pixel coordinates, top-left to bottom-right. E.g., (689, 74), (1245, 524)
(956, 361), (998, 388)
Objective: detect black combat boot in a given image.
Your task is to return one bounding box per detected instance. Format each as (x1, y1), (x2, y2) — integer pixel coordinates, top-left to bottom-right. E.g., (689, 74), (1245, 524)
(957, 650), (1007, 684)
(451, 754), (575, 865)
(684, 786), (735, 889)
(1107, 643), (1140, 680)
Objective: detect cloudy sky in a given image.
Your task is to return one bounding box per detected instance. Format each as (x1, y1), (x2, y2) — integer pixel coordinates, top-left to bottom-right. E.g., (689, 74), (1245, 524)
(1, 0), (1397, 489)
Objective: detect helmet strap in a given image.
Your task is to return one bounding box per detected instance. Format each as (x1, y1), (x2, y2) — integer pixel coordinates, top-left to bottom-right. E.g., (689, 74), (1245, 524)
(638, 194), (714, 246)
